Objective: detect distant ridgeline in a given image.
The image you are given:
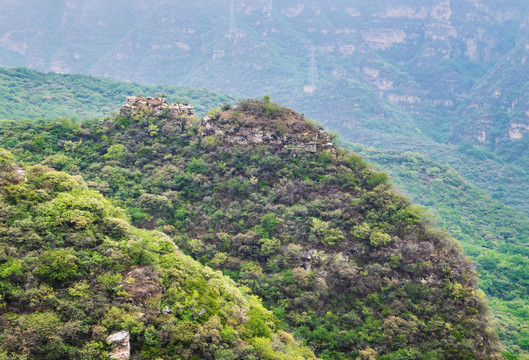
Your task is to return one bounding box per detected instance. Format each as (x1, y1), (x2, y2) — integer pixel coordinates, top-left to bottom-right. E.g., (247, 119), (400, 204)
(0, 96), (504, 359)
(0, 67), (236, 121)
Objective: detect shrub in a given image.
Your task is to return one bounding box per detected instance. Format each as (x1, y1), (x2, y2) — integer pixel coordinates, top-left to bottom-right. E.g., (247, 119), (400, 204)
(309, 218), (344, 246)
(260, 213), (280, 234)
(0, 149), (15, 171)
(369, 231), (392, 247)
(98, 272), (123, 291)
(226, 177), (251, 196)
(103, 144), (126, 160)
(41, 171), (78, 193)
(367, 172), (388, 188)
(137, 193), (173, 218)
(187, 158), (207, 174)
(245, 310), (272, 338)
(260, 237), (281, 257)
(43, 154), (76, 171)
(348, 153), (367, 171)
(353, 223), (372, 240)
(37, 249), (79, 284)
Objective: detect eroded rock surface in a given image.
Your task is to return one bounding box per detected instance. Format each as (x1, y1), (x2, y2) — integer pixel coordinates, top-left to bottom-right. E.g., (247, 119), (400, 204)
(119, 96), (195, 118)
(107, 330), (130, 360)
(201, 106), (335, 153)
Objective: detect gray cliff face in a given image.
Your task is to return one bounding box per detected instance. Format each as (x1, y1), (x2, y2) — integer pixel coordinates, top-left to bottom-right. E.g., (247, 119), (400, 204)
(451, 37), (529, 147)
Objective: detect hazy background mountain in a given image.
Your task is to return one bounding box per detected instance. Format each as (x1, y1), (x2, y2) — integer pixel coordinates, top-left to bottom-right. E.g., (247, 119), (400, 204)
(1, 0), (529, 210)
(2, 0), (529, 357)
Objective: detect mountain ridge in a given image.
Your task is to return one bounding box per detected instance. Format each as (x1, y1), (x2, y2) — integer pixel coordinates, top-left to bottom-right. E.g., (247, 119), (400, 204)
(0, 96), (504, 359)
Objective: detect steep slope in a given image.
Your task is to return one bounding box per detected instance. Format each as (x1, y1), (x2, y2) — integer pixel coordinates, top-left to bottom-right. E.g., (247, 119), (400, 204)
(0, 149), (317, 360)
(0, 97), (502, 359)
(2, 66), (528, 217)
(343, 131), (529, 214)
(348, 144), (529, 356)
(0, 67), (236, 120)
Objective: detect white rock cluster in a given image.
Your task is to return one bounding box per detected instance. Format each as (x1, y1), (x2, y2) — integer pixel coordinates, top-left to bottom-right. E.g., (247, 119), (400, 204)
(107, 330), (131, 360)
(120, 96), (195, 117)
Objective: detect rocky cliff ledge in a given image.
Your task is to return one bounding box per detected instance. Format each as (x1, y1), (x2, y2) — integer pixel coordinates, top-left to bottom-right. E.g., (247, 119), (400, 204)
(119, 96), (195, 118)
(201, 101), (335, 152)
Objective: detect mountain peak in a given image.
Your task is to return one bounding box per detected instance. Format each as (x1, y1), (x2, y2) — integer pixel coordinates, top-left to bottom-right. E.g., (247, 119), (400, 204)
(201, 98), (335, 152)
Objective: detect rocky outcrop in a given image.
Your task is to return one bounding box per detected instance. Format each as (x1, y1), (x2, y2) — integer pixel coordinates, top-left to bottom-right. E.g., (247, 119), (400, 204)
(119, 96), (195, 118)
(508, 122), (529, 140)
(201, 106), (335, 153)
(13, 167), (26, 183)
(107, 331), (130, 360)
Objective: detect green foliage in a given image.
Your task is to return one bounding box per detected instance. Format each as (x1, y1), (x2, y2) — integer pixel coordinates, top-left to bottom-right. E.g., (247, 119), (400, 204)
(0, 160), (316, 360)
(0, 67), (236, 120)
(37, 249), (79, 284)
(260, 213), (280, 234)
(77, 342), (108, 360)
(348, 144), (529, 357)
(103, 143), (126, 160)
(43, 154), (76, 171)
(226, 177), (251, 196)
(369, 230), (392, 247)
(244, 310), (272, 338)
(260, 237), (281, 257)
(186, 157), (207, 174)
(1, 4), (529, 356)
(309, 217), (344, 246)
(148, 124), (158, 137)
(0, 148), (15, 170)
(367, 171), (388, 188)
(0, 99), (502, 359)
(98, 272), (123, 291)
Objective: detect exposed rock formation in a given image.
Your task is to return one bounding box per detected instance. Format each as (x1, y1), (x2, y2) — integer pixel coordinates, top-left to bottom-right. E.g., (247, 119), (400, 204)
(201, 105), (335, 152)
(119, 96), (195, 118)
(13, 167), (26, 183)
(107, 331), (130, 360)
(122, 267), (162, 307)
(508, 122), (529, 140)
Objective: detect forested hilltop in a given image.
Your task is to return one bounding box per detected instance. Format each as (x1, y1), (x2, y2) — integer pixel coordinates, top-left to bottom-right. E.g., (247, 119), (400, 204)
(3, 0), (529, 198)
(0, 96), (504, 359)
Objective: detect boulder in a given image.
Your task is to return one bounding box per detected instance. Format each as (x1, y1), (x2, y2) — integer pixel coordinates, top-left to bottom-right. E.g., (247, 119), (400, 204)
(107, 330), (130, 360)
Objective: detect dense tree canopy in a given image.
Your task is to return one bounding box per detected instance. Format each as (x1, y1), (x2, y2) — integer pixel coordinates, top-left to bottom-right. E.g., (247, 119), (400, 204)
(0, 98), (504, 359)
(0, 151), (317, 360)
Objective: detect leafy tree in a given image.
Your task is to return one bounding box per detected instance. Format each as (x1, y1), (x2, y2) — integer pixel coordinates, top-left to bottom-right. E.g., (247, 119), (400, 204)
(369, 230), (392, 247)
(309, 217), (344, 246)
(103, 144), (126, 160)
